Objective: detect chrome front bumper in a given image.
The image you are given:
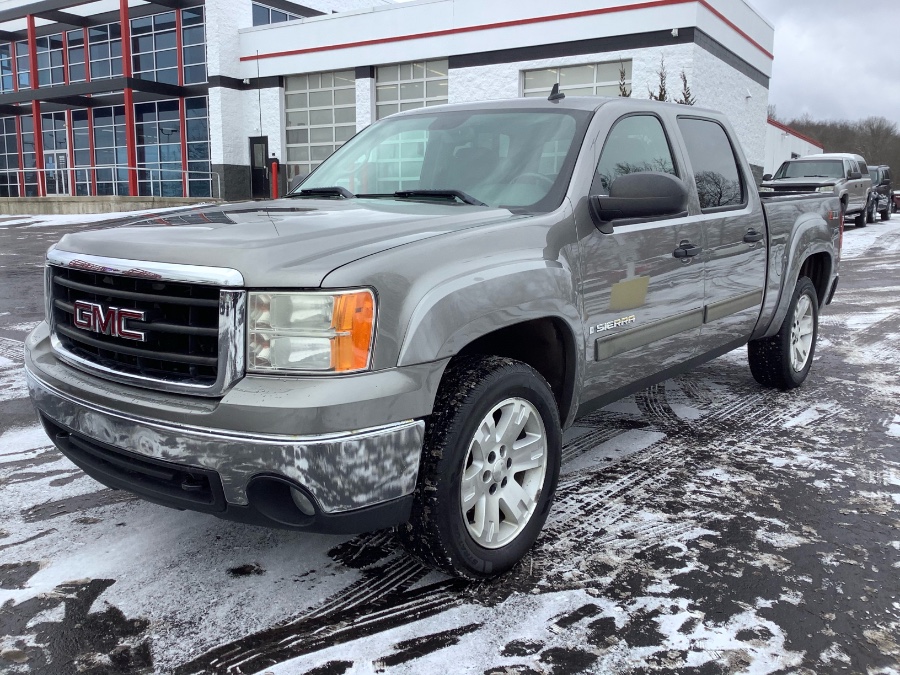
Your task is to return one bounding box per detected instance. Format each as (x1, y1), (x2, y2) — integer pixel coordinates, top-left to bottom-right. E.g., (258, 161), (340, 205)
(26, 365), (424, 515)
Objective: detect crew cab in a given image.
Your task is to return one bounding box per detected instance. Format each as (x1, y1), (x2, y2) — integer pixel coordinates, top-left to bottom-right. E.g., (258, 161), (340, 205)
(25, 97), (841, 578)
(761, 152), (871, 227)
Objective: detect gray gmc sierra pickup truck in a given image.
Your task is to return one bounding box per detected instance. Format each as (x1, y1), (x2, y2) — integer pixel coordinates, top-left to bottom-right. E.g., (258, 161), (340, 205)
(25, 96), (842, 578)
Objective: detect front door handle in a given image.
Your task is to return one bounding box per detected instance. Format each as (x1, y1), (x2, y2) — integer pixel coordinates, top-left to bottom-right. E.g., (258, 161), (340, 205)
(673, 242), (702, 258)
(743, 229), (764, 243)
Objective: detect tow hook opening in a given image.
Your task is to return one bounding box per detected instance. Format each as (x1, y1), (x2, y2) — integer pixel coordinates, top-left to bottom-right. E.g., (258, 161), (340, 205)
(246, 475), (319, 527)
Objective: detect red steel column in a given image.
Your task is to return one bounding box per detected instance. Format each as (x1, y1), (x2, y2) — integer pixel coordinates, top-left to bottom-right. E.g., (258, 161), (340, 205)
(27, 15), (45, 196)
(119, 0), (138, 196)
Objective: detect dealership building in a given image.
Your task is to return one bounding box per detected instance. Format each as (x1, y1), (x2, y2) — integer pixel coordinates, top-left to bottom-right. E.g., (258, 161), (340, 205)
(0, 0), (778, 203)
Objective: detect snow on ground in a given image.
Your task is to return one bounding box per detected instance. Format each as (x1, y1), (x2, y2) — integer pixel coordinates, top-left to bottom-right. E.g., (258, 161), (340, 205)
(0, 204), (212, 229)
(0, 214), (898, 674)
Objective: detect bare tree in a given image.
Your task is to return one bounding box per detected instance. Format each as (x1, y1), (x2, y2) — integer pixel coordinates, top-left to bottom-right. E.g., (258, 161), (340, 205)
(786, 114), (900, 169)
(854, 116), (897, 164)
(767, 104), (778, 121)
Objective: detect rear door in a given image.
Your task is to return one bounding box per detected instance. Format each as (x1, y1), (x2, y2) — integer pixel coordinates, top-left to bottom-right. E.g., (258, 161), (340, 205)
(676, 116), (767, 352)
(578, 111), (705, 403)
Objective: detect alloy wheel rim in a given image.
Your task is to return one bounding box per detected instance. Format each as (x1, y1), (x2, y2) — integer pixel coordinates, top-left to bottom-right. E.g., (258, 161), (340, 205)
(790, 294), (814, 372)
(460, 397), (548, 549)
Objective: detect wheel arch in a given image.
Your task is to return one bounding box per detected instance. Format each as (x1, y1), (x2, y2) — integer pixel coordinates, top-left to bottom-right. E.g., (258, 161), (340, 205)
(798, 251), (832, 308)
(453, 316), (579, 427)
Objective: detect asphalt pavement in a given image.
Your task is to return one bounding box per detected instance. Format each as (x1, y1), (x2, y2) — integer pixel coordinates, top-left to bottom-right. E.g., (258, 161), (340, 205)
(0, 214), (898, 675)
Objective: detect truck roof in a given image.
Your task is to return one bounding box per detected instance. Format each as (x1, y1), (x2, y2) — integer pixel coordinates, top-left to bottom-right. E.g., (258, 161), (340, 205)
(389, 95), (724, 117)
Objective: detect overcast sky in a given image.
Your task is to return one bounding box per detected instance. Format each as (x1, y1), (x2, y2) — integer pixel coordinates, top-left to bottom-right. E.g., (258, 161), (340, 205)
(747, 0), (900, 125)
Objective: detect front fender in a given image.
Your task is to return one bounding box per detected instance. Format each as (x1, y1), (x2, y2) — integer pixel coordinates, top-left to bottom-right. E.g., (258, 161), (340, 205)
(397, 261), (584, 366)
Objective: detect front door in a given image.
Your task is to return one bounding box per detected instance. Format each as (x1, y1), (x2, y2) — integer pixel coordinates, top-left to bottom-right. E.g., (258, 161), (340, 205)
(249, 136), (269, 199)
(579, 112), (705, 404)
(44, 151), (69, 196)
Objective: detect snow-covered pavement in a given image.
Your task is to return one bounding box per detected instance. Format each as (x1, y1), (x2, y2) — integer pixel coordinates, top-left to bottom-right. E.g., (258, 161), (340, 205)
(0, 216), (899, 674)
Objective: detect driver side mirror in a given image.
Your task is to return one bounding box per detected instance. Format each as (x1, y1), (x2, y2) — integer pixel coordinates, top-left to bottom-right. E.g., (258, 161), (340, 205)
(762, 173), (772, 181)
(589, 172), (689, 234)
(849, 171), (862, 180)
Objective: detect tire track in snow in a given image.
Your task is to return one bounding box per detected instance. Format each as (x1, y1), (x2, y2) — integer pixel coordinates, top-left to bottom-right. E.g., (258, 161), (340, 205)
(0, 336), (24, 362)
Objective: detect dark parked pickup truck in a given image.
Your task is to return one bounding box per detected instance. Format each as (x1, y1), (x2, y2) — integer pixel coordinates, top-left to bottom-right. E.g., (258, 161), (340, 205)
(26, 97), (842, 578)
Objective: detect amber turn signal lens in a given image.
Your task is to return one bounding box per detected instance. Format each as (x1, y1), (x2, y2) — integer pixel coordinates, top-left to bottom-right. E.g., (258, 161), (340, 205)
(331, 290), (376, 372)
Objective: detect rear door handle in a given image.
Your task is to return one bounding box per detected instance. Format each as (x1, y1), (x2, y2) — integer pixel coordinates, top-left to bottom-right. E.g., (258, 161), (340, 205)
(743, 229), (764, 243)
(673, 242), (702, 258)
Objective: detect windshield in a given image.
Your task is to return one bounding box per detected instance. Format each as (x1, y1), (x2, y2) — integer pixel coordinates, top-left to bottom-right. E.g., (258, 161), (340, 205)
(294, 108), (593, 212)
(773, 160), (844, 180)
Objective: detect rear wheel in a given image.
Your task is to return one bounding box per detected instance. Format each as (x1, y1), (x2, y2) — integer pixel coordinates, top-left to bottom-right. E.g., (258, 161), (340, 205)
(398, 355), (561, 578)
(748, 277), (819, 390)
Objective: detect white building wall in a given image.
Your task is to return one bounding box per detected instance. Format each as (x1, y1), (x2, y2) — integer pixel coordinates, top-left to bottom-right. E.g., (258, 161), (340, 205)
(242, 87), (285, 161)
(238, 0), (773, 80)
(356, 77), (374, 131)
(690, 44), (768, 171)
(449, 44), (695, 105)
(206, 0), (253, 78)
(764, 122), (823, 175)
(209, 87), (246, 166)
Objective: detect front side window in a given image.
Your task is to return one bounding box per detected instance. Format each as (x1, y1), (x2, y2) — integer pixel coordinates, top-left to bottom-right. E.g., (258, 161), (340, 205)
(298, 109), (591, 212)
(593, 114), (676, 195)
(677, 117), (745, 211)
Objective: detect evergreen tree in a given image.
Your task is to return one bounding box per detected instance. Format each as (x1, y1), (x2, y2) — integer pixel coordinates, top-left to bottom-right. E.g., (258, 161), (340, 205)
(675, 71), (695, 105)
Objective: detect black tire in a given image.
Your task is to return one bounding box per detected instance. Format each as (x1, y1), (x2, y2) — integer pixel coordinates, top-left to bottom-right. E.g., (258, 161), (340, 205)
(855, 210), (866, 227)
(747, 277), (819, 390)
(866, 199), (876, 224)
(397, 355), (561, 579)
(880, 208), (890, 221)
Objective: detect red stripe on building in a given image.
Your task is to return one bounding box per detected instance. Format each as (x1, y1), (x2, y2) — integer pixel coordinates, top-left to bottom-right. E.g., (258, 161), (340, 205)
(767, 117), (824, 151)
(240, 0), (773, 63)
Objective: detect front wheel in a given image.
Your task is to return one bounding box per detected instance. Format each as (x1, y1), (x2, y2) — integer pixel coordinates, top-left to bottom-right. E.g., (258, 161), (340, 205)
(748, 277), (819, 390)
(866, 199), (876, 223)
(398, 356), (561, 578)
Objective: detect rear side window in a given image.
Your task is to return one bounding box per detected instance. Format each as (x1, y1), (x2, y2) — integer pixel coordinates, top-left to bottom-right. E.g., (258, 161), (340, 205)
(858, 160), (868, 174)
(677, 117), (745, 211)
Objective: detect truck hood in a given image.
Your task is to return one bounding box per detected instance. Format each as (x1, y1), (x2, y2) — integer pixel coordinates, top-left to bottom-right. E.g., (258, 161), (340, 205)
(53, 199), (525, 287)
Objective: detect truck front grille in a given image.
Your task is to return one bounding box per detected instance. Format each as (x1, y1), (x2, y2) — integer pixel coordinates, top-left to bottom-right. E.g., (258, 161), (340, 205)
(50, 265), (222, 387)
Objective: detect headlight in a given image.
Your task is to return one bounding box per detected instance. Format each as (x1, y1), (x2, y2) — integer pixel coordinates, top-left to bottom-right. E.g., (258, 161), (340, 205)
(247, 289), (376, 373)
(759, 186), (774, 192)
(817, 185), (836, 193)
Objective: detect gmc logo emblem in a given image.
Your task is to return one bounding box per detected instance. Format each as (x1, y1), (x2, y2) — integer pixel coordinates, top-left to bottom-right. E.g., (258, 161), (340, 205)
(73, 300), (147, 342)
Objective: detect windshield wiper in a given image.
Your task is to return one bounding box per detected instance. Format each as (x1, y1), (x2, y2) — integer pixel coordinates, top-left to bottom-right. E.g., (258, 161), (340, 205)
(289, 186), (355, 199)
(390, 190), (488, 207)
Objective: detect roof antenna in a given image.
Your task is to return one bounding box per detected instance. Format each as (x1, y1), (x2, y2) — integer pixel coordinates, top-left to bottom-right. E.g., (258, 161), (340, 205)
(548, 82), (565, 102)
